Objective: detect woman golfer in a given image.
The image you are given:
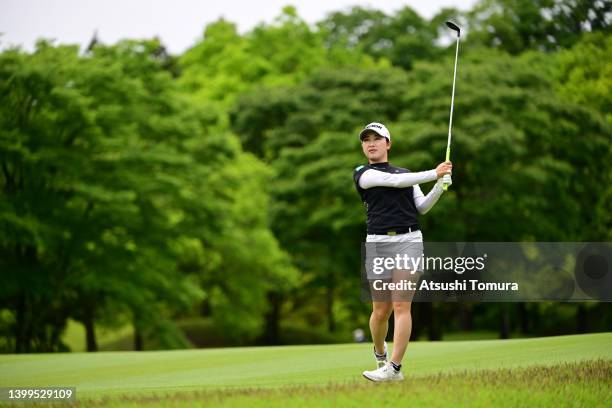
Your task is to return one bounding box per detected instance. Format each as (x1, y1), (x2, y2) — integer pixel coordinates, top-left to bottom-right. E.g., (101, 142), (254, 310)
(353, 122), (452, 382)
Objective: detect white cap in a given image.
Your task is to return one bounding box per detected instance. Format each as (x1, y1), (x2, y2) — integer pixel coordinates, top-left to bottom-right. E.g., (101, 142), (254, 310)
(359, 122), (391, 141)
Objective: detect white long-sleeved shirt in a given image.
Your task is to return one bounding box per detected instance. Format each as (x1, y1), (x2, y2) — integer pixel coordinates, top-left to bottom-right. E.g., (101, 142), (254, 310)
(358, 168), (444, 214)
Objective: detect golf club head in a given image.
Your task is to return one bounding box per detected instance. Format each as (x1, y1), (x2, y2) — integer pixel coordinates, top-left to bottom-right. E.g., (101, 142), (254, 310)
(445, 21), (461, 37)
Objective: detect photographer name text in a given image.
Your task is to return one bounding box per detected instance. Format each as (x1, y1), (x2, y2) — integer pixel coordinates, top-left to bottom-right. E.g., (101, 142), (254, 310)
(372, 279), (519, 291)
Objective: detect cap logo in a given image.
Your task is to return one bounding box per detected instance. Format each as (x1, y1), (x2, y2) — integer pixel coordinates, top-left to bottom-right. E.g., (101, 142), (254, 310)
(359, 122), (390, 141)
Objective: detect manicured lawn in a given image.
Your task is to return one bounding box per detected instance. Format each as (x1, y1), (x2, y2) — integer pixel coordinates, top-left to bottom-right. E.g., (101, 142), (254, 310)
(1, 333), (610, 406)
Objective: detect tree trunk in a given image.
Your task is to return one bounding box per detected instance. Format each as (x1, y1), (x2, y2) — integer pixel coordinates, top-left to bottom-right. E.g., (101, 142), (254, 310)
(410, 303), (421, 341)
(499, 304), (510, 339)
(576, 304), (587, 333)
(327, 271), (336, 333)
(262, 291), (281, 344)
(517, 302), (529, 334)
(532, 304), (541, 336)
(84, 309), (97, 352)
(15, 292), (27, 353)
(425, 303), (441, 341)
(458, 303), (473, 331)
(134, 329), (144, 351)
(15, 245), (38, 353)
(200, 299), (211, 317)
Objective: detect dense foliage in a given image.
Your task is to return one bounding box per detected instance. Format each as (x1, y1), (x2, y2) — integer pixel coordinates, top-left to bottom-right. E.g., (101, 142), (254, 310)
(1, 1), (610, 352)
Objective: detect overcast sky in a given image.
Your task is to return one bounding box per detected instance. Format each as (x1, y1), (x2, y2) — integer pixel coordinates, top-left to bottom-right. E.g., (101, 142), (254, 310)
(1, 0), (477, 54)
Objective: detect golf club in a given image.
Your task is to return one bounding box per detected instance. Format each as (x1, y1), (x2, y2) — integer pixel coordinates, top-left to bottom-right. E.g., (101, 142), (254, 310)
(443, 20), (461, 191)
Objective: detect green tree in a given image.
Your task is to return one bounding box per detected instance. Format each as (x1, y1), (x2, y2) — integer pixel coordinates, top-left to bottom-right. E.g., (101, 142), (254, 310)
(0, 39), (296, 352)
(231, 66), (413, 330)
(467, 0), (611, 54)
(554, 32), (611, 123)
(230, 45), (611, 333)
(0, 40), (208, 351)
(230, 67), (410, 160)
(178, 6), (379, 124)
(396, 47), (610, 241)
(318, 6), (442, 70)
(553, 32), (612, 240)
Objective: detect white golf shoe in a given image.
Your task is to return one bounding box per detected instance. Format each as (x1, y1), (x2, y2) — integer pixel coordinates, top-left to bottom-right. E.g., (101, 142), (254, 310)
(363, 362), (404, 382)
(374, 341), (388, 368)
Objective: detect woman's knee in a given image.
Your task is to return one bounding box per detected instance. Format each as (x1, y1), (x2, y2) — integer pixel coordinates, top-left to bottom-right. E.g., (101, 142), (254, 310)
(371, 303), (393, 321)
(393, 301), (412, 315)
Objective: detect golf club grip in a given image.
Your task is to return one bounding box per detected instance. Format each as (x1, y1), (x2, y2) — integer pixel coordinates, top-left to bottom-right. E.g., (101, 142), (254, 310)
(443, 147), (450, 191)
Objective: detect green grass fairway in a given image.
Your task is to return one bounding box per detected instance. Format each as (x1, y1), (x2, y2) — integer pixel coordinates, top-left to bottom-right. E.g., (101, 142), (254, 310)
(65, 360), (608, 408)
(1, 333), (610, 407)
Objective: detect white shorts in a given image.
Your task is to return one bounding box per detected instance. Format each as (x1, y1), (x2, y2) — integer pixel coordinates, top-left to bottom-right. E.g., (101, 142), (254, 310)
(364, 231), (424, 301)
(364, 230), (425, 278)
